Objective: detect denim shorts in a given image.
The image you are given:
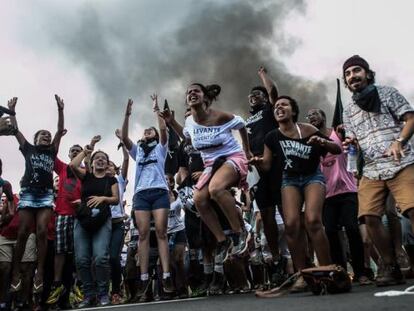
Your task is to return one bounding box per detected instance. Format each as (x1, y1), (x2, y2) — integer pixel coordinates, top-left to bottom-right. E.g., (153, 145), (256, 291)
(281, 169), (325, 190)
(132, 188), (169, 211)
(18, 187), (54, 209)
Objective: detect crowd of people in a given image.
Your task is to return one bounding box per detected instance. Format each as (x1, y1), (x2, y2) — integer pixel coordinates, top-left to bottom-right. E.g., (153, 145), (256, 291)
(0, 55), (414, 310)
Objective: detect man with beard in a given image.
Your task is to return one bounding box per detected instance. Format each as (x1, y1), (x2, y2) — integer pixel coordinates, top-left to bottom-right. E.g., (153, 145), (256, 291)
(342, 55), (414, 286)
(246, 67), (285, 283)
(307, 108), (369, 284)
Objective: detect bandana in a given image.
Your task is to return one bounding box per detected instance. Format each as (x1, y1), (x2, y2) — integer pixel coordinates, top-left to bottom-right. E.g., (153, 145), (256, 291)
(352, 84), (381, 113)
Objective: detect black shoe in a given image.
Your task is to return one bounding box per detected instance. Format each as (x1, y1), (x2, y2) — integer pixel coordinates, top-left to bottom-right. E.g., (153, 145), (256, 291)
(208, 272), (226, 296)
(215, 238), (233, 264)
(162, 276), (176, 294)
(270, 256), (288, 287)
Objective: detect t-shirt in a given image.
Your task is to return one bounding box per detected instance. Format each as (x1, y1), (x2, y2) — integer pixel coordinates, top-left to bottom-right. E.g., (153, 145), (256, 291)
(19, 142), (57, 190)
(246, 104), (278, 156)
(80, 172), (117, 211)
(264, 128), (329, 176)
(177, 141), (204, 177)
(129, 142), (169, 193)
(110, 174), (127, 218)
(183, 115), (245, 163)
(167, 194), (185, 234)
(320, 130), (357, 198)
(343, 85), (414, 180)
(54, 158), (82, 216)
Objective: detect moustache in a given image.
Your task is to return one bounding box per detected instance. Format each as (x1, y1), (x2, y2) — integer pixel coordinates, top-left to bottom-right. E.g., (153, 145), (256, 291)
(349, 77), (362, 84)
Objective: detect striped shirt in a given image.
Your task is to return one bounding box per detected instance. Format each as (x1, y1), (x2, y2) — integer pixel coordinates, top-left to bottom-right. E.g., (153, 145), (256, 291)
(343, 85), (414, 180)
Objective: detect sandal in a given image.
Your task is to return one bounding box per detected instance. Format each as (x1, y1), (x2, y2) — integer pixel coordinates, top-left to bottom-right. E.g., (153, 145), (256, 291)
(10, 279), (22, 293)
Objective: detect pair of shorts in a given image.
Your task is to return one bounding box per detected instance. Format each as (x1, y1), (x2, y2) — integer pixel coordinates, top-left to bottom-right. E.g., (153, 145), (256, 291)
(358, 164), (414, 219)
(196, 151), (248, 190)
(18, 187), (54, 209)
(0, 233), (37, 262)
(253, 171), (280, 210)
(281, 169), (325, 190)
(168, 229), (187, 246)
(132, 188), (169, 211)
(55, 215), (74, 254)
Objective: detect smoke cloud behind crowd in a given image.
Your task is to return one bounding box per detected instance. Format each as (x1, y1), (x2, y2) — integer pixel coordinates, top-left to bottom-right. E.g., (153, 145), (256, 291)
(37, 0), (331, 129)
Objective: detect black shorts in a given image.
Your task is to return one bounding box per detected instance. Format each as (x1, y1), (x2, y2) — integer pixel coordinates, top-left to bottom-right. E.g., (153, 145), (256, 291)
(168, 229), (187, 246)
(254, 171), (281, 210)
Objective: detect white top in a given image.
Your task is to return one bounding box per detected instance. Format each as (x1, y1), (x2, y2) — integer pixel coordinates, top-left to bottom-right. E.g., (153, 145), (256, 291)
(183, 115), (245, 163)
(167, 196), (185, 234)
(110, 174), (127, 218)
(129, 142), (169, 193)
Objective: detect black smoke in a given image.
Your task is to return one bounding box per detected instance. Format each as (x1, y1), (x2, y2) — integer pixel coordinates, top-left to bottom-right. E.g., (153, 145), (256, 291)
(44, 0), (331, 129)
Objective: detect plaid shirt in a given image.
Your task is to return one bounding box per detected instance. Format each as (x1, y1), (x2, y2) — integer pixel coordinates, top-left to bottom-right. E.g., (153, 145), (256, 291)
(343, 85), (414, 180)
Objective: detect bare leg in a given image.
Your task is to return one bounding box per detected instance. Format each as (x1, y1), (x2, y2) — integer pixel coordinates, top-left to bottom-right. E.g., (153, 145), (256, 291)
(304, 184), (331, 266)
(281, 186), (307, 270)
(194, 187), (226, 242)
(152, 208), (170, 274)
(134, 211), (151, 275)
(34, 208), (52, 286)
(11, 210), (34, 287)
(364, 215), (396, 265)
(208, 164), (242, 233)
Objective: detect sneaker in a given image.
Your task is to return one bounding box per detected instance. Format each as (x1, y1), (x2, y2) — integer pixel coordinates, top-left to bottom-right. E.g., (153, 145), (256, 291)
(214, 238), (233, 264)
(208, 272), (226, 296)
(111, 293), (122, 305)
(46, 284), (66, 304)
(231, 231), (249, 256)
(77, 296), (96, 309)
(72, 285), (84, 304)
(190, 273), (212, 297)
(290, 275), (308, 293)
(134, 279), (151, 300)
(98, 295), (110, 307)
(396, 251), (411, 272)
(376, 264), (406, 287)
(162, 276), (176, 294)
(357, 275), (373, 286)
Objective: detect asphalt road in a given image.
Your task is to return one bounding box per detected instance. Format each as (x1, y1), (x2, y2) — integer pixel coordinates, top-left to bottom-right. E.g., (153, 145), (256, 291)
(79, 280), (414, 311)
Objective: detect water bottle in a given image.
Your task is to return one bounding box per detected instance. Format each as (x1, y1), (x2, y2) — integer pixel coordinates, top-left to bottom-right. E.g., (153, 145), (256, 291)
(347, 144), (358, 173)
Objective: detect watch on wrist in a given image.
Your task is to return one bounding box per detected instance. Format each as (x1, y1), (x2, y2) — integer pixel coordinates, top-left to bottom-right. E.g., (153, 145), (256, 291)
(396, 137), (406, 144)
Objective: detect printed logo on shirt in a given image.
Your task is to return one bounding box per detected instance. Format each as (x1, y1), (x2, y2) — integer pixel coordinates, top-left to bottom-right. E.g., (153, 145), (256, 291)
(279, 140), (312, 169)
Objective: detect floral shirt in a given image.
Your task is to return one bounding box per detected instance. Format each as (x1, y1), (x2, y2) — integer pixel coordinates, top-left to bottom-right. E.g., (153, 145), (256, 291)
(343, 85), (414, 180)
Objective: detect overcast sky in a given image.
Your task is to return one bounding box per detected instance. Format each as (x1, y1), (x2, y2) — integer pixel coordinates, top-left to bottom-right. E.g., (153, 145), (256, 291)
(1, 0), (414, 209)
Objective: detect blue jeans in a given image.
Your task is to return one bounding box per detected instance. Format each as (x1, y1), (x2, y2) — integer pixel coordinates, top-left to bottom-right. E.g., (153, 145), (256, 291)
(74, 218), (112, 298)
(109, 221), (125, 294)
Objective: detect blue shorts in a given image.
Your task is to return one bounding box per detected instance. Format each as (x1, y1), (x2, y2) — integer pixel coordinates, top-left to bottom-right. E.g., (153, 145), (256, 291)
(281, 169), (325, 191)
(132, 188), (169, 211)
(18, 187), (54, 209)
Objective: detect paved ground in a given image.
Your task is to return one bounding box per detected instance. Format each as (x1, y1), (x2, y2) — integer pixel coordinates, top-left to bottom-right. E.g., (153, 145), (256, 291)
(81, 281), (414, 311)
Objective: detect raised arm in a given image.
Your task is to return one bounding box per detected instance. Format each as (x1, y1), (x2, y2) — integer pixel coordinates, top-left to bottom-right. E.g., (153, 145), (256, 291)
(159, 108), (185, 140)
(121, 99), (134, 150)
(151, 94), (168, 146)
(258, 66), (279, 106)
(116, 129), (129, 180)
(83, 135), (101, 173)
(52, 95), (65, 152)
(7, 97), (27, 147)
(69, 144), (92, 180)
